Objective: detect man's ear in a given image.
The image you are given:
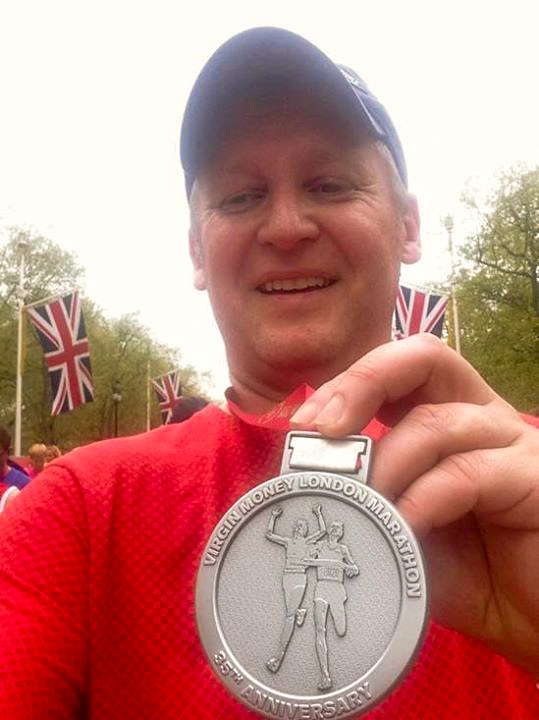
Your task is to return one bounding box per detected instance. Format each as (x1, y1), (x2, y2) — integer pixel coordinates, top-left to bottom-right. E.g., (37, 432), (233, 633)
(400, 194), (421, 264)
(189, 230), (207, 290)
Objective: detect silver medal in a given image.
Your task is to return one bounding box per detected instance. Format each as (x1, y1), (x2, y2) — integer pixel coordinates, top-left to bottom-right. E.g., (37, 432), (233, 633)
(196, 432), (428, 718)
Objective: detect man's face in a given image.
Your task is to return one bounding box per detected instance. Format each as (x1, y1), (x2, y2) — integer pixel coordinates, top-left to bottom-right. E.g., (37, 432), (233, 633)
(294, 519), (308, 538)
(190, 97), (420, 394)
(328, 521), (344, 541)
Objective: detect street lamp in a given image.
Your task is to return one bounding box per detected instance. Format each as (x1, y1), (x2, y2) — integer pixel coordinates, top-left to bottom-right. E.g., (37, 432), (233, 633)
(14, 234), (29, 456)
(443, 215), (461, 355)
(112, 379), (122, 438)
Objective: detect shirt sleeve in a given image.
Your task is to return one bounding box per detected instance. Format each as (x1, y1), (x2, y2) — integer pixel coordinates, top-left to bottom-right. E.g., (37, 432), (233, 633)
(0, 485), (19, 513)
(5, 467), (31, 490)
(0, 465), (89, 719)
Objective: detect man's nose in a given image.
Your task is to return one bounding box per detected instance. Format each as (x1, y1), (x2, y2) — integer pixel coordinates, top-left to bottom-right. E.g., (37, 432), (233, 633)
(256, 190), (318, 250)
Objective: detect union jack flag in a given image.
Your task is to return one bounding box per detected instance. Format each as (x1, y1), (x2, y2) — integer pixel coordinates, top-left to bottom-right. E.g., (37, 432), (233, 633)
(151, 370), (182, 424)
(394, 283), (449, 340)
(26, 291), (94, 416)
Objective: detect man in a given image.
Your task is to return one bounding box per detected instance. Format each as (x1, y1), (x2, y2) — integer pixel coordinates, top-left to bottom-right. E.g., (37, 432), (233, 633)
(0, 425), (30, 490)
(265, 503), (326, 672)
(0, 27), (538, 720)
(304, 520), (359, 690)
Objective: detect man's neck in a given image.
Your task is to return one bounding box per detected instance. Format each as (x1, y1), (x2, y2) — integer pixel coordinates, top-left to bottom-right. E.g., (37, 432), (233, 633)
(225, 333), (389, 415)
(226, 376), (287, 415)
(227, 359), (346, 415)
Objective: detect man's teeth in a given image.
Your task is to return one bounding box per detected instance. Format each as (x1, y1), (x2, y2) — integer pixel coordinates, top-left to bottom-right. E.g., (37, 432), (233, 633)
(261, 277), (331, 292)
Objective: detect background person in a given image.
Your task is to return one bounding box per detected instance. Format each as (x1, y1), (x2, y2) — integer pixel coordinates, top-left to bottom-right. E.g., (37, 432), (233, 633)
(0, 426), (30, 490)
(44, 445), (62, 465)
(27, 443), (47, 478)
(168, 395), (208, 424)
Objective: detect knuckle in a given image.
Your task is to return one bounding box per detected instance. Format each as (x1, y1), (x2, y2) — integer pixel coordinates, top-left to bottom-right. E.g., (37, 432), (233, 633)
(397, 491), (423, 523)
(347, 358), (383, 386)
(442, 452), (484, 488)
(406, 402), (488, 443)
(410, 332), (445, 353)
(421, 332), (445, 350)
(407, 403), (450, 438)
(409, 332), (447, 366)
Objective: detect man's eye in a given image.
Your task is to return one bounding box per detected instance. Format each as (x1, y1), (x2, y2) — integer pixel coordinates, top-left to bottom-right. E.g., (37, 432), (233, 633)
(309, 179), (351, 195)
(221, 190), (264, 209)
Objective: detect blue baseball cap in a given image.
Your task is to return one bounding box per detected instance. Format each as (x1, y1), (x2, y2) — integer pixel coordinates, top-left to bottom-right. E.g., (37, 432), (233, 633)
(180, 27), (407, 196)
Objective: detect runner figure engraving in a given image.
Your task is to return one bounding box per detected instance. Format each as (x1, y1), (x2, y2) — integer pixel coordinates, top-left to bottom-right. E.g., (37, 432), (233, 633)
(265, 504), (326, 672)
(305, 520), (359, 690)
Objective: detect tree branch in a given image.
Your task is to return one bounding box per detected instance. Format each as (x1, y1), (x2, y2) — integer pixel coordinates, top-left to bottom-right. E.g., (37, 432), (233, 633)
(477, 257), (532, 279)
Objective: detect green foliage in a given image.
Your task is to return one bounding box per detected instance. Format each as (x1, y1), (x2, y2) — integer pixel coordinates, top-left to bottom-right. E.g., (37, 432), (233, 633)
(0, 227), (209, 451)
(453, 166), (539, 412)
(0, 228), (85, 308)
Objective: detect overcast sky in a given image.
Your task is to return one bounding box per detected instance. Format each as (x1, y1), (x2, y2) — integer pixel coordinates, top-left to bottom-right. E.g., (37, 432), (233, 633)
(1, 0), (538, 397)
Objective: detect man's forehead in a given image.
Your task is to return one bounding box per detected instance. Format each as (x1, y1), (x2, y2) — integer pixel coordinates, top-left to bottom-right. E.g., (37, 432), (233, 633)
(199, 93), (370, 170)
(221, 87), (365, 136)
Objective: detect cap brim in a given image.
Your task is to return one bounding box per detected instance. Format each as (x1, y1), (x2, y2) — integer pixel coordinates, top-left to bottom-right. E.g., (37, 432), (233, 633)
(180, 27), (379, 191)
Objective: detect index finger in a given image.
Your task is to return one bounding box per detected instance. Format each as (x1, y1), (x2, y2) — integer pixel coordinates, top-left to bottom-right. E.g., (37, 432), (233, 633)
(290, 334), (498, 436)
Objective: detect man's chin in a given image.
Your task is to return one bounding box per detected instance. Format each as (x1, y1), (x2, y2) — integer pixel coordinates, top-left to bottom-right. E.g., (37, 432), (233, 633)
(253, 333), (348, 387)
(226, 322), (389, 393)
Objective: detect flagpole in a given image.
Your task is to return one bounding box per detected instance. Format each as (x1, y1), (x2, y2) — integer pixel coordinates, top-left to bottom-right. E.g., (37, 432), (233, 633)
(23, 291), (65, 310)
(146, 360), (151, 432)
(14, 236), (28, 456)
(444, 215), (461, 355)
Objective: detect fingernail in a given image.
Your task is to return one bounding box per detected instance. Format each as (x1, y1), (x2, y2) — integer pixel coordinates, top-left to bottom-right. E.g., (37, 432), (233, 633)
(313, 394), (345, 427)
(290, 401), (319, 425)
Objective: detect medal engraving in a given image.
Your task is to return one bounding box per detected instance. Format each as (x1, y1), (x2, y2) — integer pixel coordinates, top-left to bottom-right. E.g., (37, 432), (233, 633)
(265, 504), (360, 692)
(196, 434), (428, 718)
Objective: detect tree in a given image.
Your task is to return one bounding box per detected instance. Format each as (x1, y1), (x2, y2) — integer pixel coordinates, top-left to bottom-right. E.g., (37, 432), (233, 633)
(452, 166), (539, 412)
(0, 227), (210, 451)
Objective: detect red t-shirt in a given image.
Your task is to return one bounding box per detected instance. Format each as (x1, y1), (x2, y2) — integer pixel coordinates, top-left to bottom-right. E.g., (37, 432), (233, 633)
(0, 405), (537, 719)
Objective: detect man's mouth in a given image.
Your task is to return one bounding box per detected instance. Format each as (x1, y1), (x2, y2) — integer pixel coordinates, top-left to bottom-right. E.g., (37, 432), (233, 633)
(258, 277), (335, 294)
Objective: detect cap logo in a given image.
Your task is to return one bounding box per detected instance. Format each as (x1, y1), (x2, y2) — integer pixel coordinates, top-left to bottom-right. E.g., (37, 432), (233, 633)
(340, 68), (358, 86)
(338, 67), (364, 92)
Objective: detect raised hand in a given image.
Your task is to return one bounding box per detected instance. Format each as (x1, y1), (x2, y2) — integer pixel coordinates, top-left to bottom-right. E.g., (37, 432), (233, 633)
(291, 334), (539, 676)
